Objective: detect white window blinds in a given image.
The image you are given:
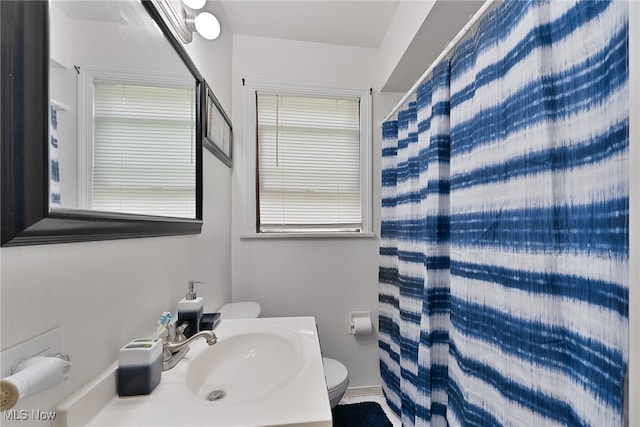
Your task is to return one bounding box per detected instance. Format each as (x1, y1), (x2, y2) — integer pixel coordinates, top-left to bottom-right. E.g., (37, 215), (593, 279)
(93, 83), (196, 218)
(256, 93), (362, 232)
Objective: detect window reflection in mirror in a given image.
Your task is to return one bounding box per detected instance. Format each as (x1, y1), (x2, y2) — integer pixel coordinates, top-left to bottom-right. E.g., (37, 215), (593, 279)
(49, 0), (197, 219)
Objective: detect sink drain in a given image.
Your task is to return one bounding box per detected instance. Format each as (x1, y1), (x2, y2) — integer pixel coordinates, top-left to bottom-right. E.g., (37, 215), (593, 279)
(206, 389), (226, 401)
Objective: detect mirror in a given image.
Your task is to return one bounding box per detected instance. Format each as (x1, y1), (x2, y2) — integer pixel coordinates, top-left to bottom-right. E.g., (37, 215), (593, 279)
(204, 82), (233, 167)
(1, 0), (204, 246)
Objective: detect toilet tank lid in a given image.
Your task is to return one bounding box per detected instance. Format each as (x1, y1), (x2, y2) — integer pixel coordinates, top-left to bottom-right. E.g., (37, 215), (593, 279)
(218, 302), (261, 319)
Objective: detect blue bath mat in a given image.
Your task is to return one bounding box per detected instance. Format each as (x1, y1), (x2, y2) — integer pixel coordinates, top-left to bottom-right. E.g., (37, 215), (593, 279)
(332, 401), (393, 427)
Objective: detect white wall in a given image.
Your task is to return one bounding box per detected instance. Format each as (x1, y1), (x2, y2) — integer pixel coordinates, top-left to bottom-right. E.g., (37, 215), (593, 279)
(183, 1), (233, 112)
(376, 0), (436, 92)
(0, 1), (233, 424)
(230, 34), (400, 387)
(376, 0), (436, 91)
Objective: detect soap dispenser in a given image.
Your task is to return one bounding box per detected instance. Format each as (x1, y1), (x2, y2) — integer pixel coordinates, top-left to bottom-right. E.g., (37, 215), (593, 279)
(177, 280), (204, 338)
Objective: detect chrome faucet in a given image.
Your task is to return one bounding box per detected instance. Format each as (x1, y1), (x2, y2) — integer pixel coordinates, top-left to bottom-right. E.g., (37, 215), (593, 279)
(162, 323), (217, 371)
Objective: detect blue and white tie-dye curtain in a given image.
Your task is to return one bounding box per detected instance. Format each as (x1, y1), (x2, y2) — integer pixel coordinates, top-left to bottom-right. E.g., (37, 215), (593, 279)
(379, 62), (451, 427)
(50, 106), (61, 206)
(379, 0), (628, 425)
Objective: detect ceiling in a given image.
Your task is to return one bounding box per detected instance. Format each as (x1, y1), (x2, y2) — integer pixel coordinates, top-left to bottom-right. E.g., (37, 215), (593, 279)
(220, 1), (401, 49)
(53, 0), (485, 92)
(382, 0), (484, 92)
(219, 0), (485, 92)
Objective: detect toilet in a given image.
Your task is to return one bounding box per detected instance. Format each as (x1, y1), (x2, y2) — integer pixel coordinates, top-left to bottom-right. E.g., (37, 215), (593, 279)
(217, 302), (350, 408)
(323, 355), (350, 408)
(218, 301), (262, 319)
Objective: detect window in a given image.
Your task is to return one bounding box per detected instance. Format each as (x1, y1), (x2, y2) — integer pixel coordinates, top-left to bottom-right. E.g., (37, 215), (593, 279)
(243, 80), (372, 236)
(79, 68), (196, 218)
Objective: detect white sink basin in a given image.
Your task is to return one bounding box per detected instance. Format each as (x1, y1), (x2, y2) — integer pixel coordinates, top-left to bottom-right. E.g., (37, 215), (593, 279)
(84, 317), (332, 427)
(186, 329), (305, 404)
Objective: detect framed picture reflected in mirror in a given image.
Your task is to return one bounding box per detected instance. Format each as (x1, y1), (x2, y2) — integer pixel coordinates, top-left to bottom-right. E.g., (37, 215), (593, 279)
(203, 82), (232, 167)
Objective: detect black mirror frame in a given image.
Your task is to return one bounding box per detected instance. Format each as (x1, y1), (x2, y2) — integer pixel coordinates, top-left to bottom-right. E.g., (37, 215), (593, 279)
(1, 0), (204, 246)
(203, 82), (233, 168)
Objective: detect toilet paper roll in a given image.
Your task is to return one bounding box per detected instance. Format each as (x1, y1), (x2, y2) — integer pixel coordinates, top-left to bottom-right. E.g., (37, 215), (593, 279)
(0, 356), (71, 411)
(350, 317), (373, 335)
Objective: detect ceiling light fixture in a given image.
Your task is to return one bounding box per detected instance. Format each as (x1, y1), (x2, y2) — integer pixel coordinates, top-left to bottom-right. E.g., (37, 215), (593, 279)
(151, 0), (219, 44)
(185, 11), (220, 40)
(181, 0), (207, 10)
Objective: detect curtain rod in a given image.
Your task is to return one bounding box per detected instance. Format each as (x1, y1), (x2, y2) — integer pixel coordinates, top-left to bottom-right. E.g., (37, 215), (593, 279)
(380, 0), (498, 125)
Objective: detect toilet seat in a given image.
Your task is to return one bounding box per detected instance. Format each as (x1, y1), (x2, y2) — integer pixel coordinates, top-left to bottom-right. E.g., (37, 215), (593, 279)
(323, 357), (349, 393)
(218, 302), (261, 319)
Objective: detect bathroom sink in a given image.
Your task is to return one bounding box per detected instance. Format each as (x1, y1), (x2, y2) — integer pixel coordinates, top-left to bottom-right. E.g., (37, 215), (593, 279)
(185, 329), (305, 403)
(83, 317), (332, 427)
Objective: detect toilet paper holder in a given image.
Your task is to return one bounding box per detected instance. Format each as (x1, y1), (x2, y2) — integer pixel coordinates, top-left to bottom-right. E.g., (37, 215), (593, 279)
(1, 353), (71, 411)
(0, 328), (71, 412)
(349, 311), (373, 335)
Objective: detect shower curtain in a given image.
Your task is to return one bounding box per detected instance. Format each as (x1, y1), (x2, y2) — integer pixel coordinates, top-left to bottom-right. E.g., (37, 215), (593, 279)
(380, 61), (451, 427)
(50, 106), (61, 206)
(378, 1), (629, 425)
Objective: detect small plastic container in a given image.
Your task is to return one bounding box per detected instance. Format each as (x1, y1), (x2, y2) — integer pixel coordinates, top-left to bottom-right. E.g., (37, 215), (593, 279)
(117, 339), (162, 397)
(199, 312), (221, 331)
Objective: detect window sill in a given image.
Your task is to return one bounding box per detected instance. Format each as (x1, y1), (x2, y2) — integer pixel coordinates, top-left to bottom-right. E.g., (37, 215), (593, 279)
(239, 231), (377, 240)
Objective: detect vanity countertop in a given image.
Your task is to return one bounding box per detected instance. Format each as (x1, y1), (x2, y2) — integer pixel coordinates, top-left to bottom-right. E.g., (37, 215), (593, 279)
(60, 317), (332, 427)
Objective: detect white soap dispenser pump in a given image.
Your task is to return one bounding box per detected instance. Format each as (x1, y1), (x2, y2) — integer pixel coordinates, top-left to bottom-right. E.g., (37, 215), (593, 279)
(177, 280), (204, 338)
